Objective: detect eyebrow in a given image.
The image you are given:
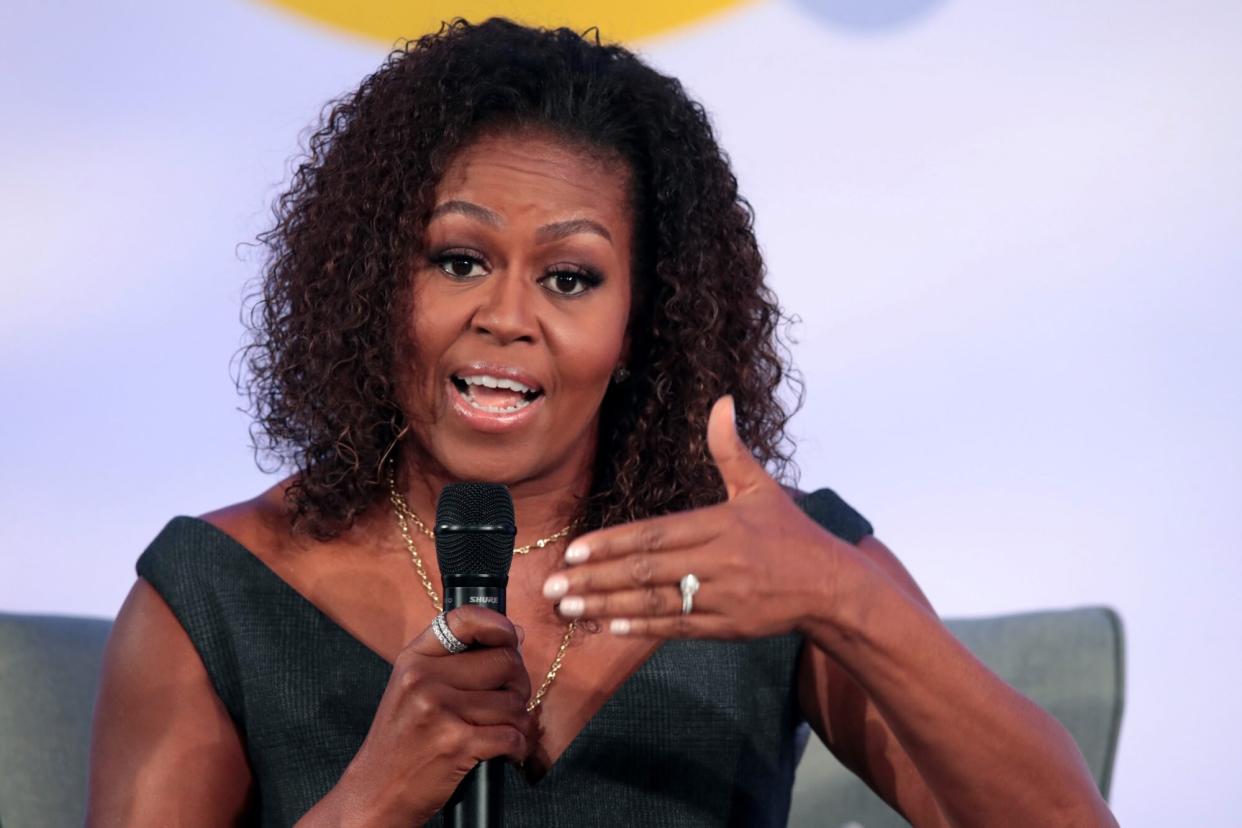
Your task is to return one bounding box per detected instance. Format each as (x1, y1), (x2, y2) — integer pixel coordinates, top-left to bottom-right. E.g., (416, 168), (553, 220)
(429, 199), (613, 245)
(536, 218), (612, 244)
(429, 199), (503, 227)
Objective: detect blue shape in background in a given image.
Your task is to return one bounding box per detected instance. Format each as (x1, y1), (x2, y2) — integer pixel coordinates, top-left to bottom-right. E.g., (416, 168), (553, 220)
(790, 0), (945, 32)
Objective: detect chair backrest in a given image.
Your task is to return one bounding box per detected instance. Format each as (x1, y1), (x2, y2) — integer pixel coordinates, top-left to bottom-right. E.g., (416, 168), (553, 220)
(0, 612), (112, 828)
(789, 605), (1125, 828)
(0, 607), (1123, 827)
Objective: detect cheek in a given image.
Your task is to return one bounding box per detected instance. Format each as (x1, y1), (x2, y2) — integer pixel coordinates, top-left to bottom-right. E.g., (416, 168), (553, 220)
(404, 281), (464, 394)
(550, 303), (629, 396)
(393, 309), (454, 442)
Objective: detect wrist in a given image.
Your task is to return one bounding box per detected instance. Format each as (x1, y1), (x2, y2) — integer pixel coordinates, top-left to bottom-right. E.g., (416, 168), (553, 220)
(796, 536), (893, 657)
(330, 752), (432, 828)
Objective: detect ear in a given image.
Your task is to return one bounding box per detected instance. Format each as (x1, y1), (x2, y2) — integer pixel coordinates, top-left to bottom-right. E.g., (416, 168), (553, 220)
(611, 330), (632, 383)
(706, 396), (769, 500)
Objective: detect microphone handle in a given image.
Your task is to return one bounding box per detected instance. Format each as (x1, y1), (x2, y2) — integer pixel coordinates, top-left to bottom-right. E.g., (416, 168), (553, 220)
(444, 578), (507, 828)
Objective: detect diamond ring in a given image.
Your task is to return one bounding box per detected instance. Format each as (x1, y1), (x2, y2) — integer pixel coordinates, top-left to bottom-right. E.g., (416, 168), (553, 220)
(431, 611), (468, 654)
(679, 573), (701, 615)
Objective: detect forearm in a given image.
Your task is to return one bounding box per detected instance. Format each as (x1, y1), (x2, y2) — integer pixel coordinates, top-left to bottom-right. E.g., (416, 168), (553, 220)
(293, 756), (433, 828)
(803, 554), (1116, 828)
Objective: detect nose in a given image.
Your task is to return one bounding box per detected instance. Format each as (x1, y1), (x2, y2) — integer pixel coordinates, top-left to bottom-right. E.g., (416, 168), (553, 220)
(470, 269), (538, 345)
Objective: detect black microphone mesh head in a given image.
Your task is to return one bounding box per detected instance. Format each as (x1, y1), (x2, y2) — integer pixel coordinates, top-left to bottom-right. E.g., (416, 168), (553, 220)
(434, 482), (516, 577)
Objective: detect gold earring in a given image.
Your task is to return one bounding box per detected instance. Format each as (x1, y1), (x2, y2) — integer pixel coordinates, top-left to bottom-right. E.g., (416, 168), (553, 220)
(375, 423), (411, 477)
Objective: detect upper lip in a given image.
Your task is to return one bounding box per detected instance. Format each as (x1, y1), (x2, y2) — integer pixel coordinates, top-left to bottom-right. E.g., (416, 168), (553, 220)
(449, 361), (546, 394)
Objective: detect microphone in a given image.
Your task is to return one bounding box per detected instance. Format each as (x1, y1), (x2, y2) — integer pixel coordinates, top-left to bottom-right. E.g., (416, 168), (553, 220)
(435, 482), (516, 828)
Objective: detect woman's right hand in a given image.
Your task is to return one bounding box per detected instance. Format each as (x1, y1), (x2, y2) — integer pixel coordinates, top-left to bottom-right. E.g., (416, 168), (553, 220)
(336, 606), (533, 826)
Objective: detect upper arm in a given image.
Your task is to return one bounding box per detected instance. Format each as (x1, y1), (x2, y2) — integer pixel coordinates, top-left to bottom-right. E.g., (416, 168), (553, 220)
(87, 577), (255, 826)
(797, 535), (949, 827)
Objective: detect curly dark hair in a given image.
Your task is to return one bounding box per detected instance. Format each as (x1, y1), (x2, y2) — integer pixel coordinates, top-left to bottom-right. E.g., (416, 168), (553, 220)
(241, 17), (802, 539)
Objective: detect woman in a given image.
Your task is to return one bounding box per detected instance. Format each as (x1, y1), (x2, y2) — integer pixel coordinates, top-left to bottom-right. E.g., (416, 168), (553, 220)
(87, 18), (1116, 827)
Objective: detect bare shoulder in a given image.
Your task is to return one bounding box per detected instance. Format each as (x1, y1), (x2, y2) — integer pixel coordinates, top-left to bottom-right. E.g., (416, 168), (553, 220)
(198, 478), (298, 562)
(87, 577), (255, 825)
(85, 482), (300, 825)
(854, 535), (934, 612)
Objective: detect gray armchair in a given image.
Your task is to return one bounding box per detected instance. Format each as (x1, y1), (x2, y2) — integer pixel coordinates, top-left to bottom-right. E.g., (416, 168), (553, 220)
(0, 613), (112, 828)
(0, 607), (1122, 827)
(788, 607), (1125, 827)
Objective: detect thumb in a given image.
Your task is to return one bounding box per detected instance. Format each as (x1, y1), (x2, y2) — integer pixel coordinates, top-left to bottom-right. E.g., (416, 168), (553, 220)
(707, 395), (769, 500)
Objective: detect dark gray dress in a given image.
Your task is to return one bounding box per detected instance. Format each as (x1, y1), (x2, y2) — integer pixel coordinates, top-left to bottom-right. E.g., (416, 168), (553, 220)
(136, 489), (872, 827)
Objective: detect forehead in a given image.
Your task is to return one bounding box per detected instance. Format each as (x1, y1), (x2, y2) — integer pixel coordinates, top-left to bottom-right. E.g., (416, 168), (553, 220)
(432, 130), (633, 226)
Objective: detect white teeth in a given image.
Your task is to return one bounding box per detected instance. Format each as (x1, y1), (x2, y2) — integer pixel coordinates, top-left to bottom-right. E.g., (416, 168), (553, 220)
(464, 396), (534, 414)
(452, 373), (540, 415)
(458, 374), (535, 394)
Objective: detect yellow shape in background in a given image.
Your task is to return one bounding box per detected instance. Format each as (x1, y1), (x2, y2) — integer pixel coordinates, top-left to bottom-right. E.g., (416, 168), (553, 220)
(259, 0), (750, 44)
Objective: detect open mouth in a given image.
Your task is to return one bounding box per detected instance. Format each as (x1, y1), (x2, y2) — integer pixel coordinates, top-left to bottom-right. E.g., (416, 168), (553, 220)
(450, 373), (544, 414)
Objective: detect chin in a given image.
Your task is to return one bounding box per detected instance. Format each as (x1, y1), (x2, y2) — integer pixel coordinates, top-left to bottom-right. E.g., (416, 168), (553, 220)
(441, 451), (537, 485)
(428, 428), (595, 493)
(407, 398), (599, 490)
(415, 429), (538, 481)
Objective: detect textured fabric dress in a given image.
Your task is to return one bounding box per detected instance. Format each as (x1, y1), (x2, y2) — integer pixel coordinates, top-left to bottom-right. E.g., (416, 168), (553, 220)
(136, 489), (872, 827)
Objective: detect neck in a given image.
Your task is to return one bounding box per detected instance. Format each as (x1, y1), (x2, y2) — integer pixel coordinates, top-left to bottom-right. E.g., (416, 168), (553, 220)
(394, 442), (594, 549)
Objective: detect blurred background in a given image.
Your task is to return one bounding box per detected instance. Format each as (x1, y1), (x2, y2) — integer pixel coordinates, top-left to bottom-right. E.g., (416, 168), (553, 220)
(2, 0), (1239, 823)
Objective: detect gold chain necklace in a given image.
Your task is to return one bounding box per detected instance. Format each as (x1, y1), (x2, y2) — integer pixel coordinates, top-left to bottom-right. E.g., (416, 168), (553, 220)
(386, 474), (577, 712)
(396, 495), (576, 556)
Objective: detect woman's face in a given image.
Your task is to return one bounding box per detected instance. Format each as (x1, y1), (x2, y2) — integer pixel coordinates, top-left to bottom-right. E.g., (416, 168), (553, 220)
(401, 130), (634, 493)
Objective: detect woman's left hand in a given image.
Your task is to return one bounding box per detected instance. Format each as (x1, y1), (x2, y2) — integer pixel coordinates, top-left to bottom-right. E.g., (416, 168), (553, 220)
(541, 395), (844, 639)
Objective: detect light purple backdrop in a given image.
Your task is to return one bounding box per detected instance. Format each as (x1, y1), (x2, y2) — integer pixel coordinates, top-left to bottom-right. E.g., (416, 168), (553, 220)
(3, 2), (1240, 824)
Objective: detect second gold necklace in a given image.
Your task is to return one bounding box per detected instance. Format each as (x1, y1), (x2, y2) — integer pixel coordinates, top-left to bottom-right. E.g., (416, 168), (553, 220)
(386, 474), (578, 712)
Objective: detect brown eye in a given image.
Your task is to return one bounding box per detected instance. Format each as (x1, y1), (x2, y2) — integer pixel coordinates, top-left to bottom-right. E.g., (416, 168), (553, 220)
(433, 254), (487, 280)
(539, 269), (602, 297)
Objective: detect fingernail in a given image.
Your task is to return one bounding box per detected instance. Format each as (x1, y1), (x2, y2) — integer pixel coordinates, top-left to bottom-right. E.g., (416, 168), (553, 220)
(543, 575), (569, 599)
(558, 596), (584, 617)
(565, 543), (590, 563)
(610, 618), (631, 635)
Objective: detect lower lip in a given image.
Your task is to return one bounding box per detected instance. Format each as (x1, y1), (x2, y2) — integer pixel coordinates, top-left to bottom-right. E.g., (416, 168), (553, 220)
(447, 380), (546, 434)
